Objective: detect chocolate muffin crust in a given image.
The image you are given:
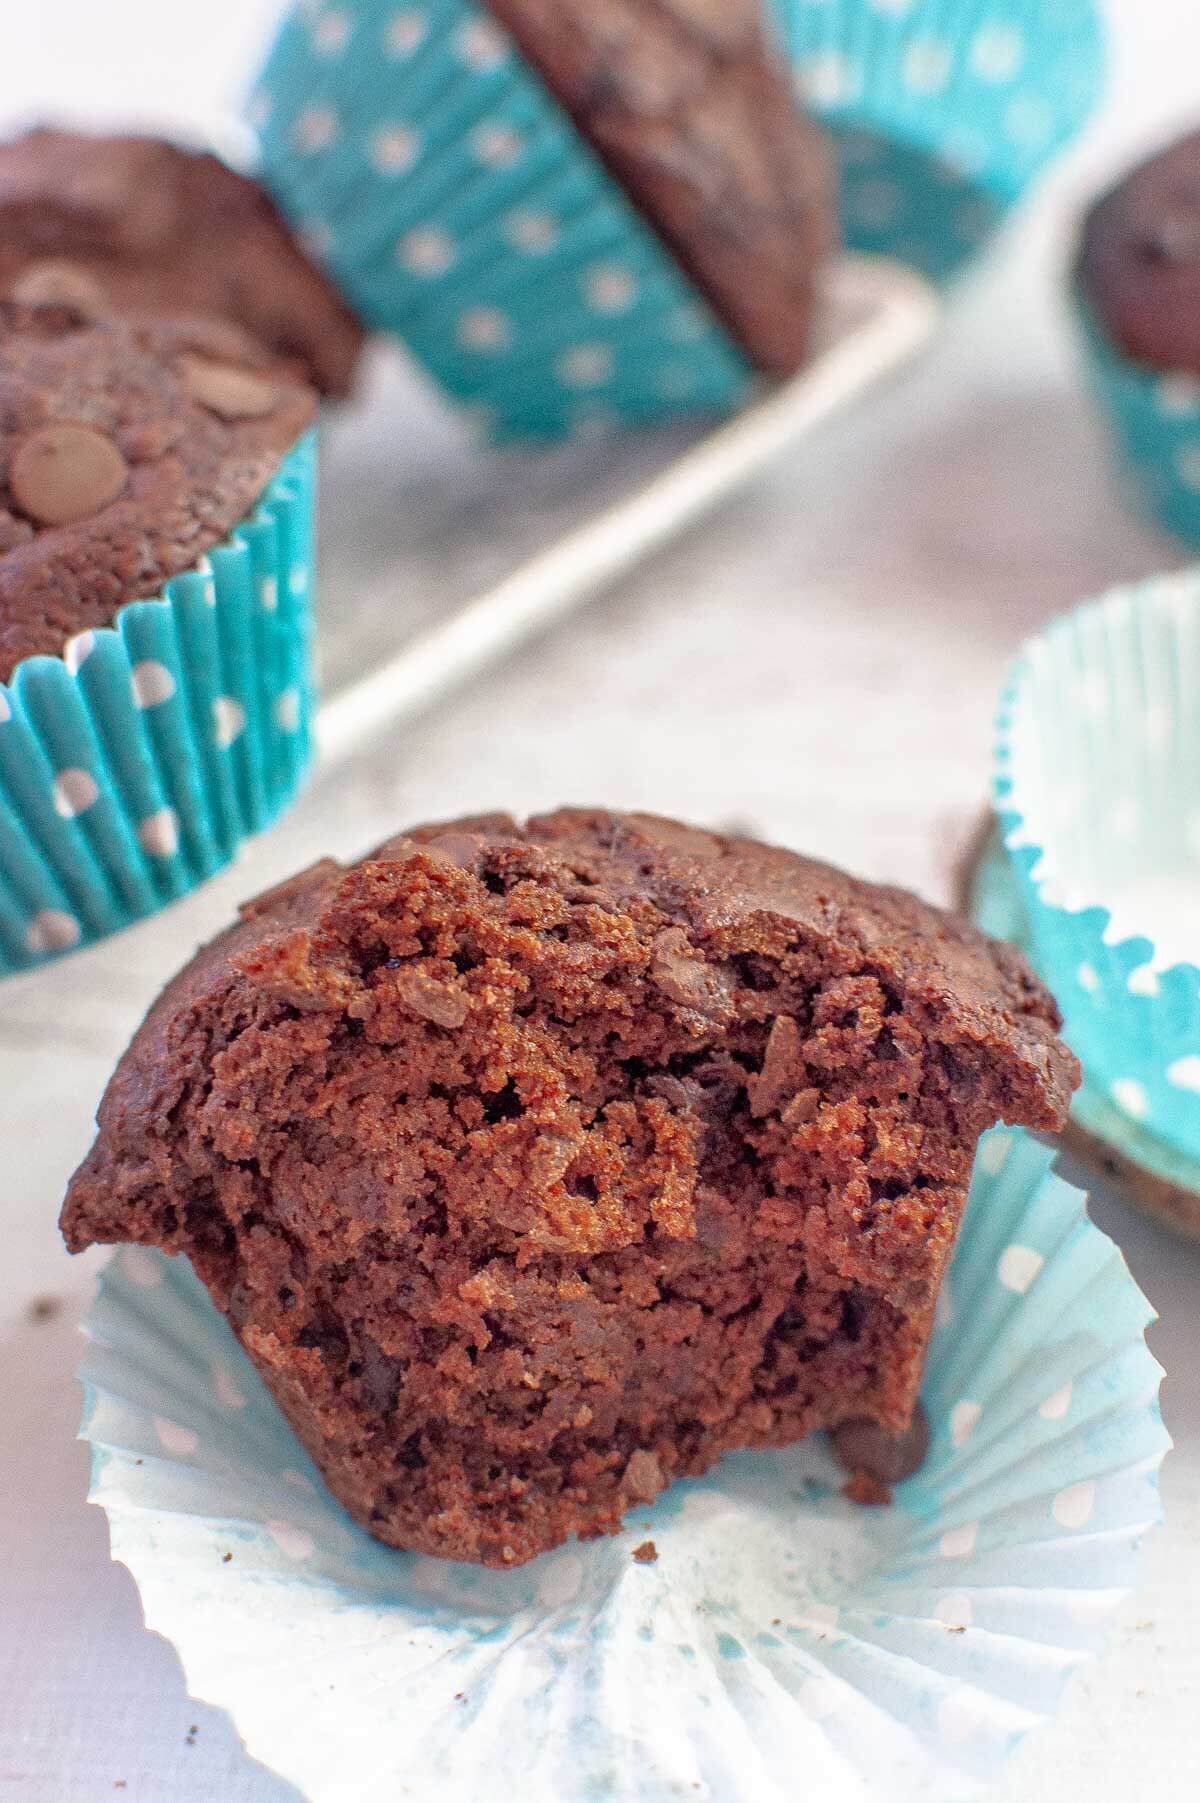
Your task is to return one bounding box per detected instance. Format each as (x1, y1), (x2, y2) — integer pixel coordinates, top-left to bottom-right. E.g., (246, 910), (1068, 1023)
(63, 810), (1077, 1567)
(0, 303), (316, 678)
(483, 0), (837, 373)
(1077, 128), (1200, 372)
(0, 128), (365, 396)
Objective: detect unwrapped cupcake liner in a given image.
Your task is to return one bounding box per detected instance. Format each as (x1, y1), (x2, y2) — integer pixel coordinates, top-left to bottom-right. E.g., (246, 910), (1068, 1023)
(247, 0), (753, 440)
(0, 433), (317, 976)
(79, 1127), (1166, 1803)
(768, 0), (1106, 280)
(1075, 294), (1200, 547)
(993, 568), (1200, 1177)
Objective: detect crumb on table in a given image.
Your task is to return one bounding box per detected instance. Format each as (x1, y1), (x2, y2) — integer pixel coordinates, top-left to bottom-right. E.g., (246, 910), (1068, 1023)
(633, 1540), (659, 1564)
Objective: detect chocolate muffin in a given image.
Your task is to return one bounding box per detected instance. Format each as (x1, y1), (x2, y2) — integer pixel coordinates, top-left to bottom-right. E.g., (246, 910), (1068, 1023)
(1076, 127), (1200, 373)
(0, 128), (364, 397)
(0, 301), (316, 679)
(62, 810), (1078, 1568)
(484, 0), (836, 373)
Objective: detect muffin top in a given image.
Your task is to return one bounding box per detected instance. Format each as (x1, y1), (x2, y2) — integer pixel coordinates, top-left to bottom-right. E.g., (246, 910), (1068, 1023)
(0, 127), (365, 397)
(1077, 127), (1200, 372)
(483, 0), (837, 374)
(61, 810), (1078, 1259)
(0, 301), (316, 679)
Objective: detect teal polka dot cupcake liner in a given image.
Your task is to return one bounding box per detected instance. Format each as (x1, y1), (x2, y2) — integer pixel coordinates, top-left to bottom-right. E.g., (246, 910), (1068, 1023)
(0, 433), (317, 977)
(767, 0), (1106, 281)
(247, 0), (753, 440)
(1075, 295), (1200, 547)
(78, 1127), (1166, 1803)
(986, 569), (1200, 1187)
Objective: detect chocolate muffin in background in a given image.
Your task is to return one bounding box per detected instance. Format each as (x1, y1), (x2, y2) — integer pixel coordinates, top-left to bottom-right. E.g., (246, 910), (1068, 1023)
(0, 298), (316, 678)
(1076, 128), (1200, 375)
(0, 128), (364, 398)
(1073, 126), (1200, 546)
(484, 0), (837, 374)
(248, 0), (837, 437)
(62, 809), (1078, 1568)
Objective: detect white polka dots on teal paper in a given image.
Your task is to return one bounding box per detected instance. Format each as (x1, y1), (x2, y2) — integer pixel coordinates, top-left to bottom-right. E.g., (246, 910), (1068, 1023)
(52, 768), (99, 819)
(769, 0), (1105, 282)
(0, 438), (317, 975)
(248, 0), (753, 437)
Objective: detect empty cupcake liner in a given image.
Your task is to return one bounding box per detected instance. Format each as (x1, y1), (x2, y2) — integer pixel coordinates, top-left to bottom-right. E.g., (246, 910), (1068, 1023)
(767, 0), (1106, 281)
(79, 1127), (1166, 1803)
(991, 568), (1200, 1183)
(0, 433), (317, 976)
(1075, 295), (1200, 547)
(247, 0), (753, 440)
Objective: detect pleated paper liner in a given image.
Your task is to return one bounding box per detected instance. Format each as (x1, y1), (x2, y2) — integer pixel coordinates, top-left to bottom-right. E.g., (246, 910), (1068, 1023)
(0, 433), (317, 976)
(991, 571), (1200, 1197)
(767, 0), (1106, 281)
(79, 1127), (1166, 1803)
(1075, 293), (1200, 548)
(248, 0), (753, 440)
(967, 817), (1200, 1241)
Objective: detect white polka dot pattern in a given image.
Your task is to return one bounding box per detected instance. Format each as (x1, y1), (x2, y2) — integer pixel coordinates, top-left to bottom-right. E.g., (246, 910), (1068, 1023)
(385, 11), (426, 57)
(138, 808), (180, 858)
(949, 1400), (982, 1448)
(0, 436), (315, 973)
(370, 125), (419, 173)
(1051, 1480), (1096, 1530)
(506, 209), (557, 252)
(584, 265), (636, 314)
(131, 661), (176, 709)
(458, 307), (512, 352)
(213, 697), (247, 749)
(1110, 1078), (1150, 1123)
(398, 226), (456, 274)
(1038, 1381), (1073, 1421)
(25, 909), (81, 953)
(53, 768), (100, 818)
(1167, 1056), (1200, 1094)
(939, 1521), (978, 1559)
(294, 105), (338, 153)
(998, 1245), (1043, 1294)
(557, 344), (614, 390)
(274, 689), (302, 734)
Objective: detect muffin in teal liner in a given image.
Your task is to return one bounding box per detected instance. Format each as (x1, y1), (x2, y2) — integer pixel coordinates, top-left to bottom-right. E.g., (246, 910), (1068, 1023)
(0, 304), (319, 976)
(247, 0), (837, 440)
(77, 1129), (1166, 1803)
(984, 570), (1200, 1199)
(1074, 128), (1200, 547)
(768, 0), (1106, 281)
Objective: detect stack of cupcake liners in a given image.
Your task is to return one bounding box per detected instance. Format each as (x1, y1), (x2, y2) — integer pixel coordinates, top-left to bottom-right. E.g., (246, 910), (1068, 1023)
(973, 567), (1200, 1211)
(79, 1127), (1167, 1803)
(768, 0), (1106, 280)
(0, 431), (318, 976)
(249, 0), (754, 440)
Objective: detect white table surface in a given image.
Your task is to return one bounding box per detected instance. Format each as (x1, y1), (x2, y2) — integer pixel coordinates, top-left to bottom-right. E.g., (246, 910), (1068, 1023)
(2, 3), (1199, 1798)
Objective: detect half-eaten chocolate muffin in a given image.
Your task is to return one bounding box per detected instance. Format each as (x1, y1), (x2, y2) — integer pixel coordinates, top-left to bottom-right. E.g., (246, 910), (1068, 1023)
(62, 810), (1078, 1566)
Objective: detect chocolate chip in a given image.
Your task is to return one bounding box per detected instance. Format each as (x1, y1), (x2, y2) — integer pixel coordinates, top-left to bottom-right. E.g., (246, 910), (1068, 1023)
(649, 927), (735, 1023)
(620, 1448), (664, 1504)
(10, 260), (108, 317)
(393, 968), (469, 1029)
(10, 422), (128, 525)
(832, 1404), (930, 1487)
(181, 356), (277, 420)
(748, 1015), (802, 1118)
